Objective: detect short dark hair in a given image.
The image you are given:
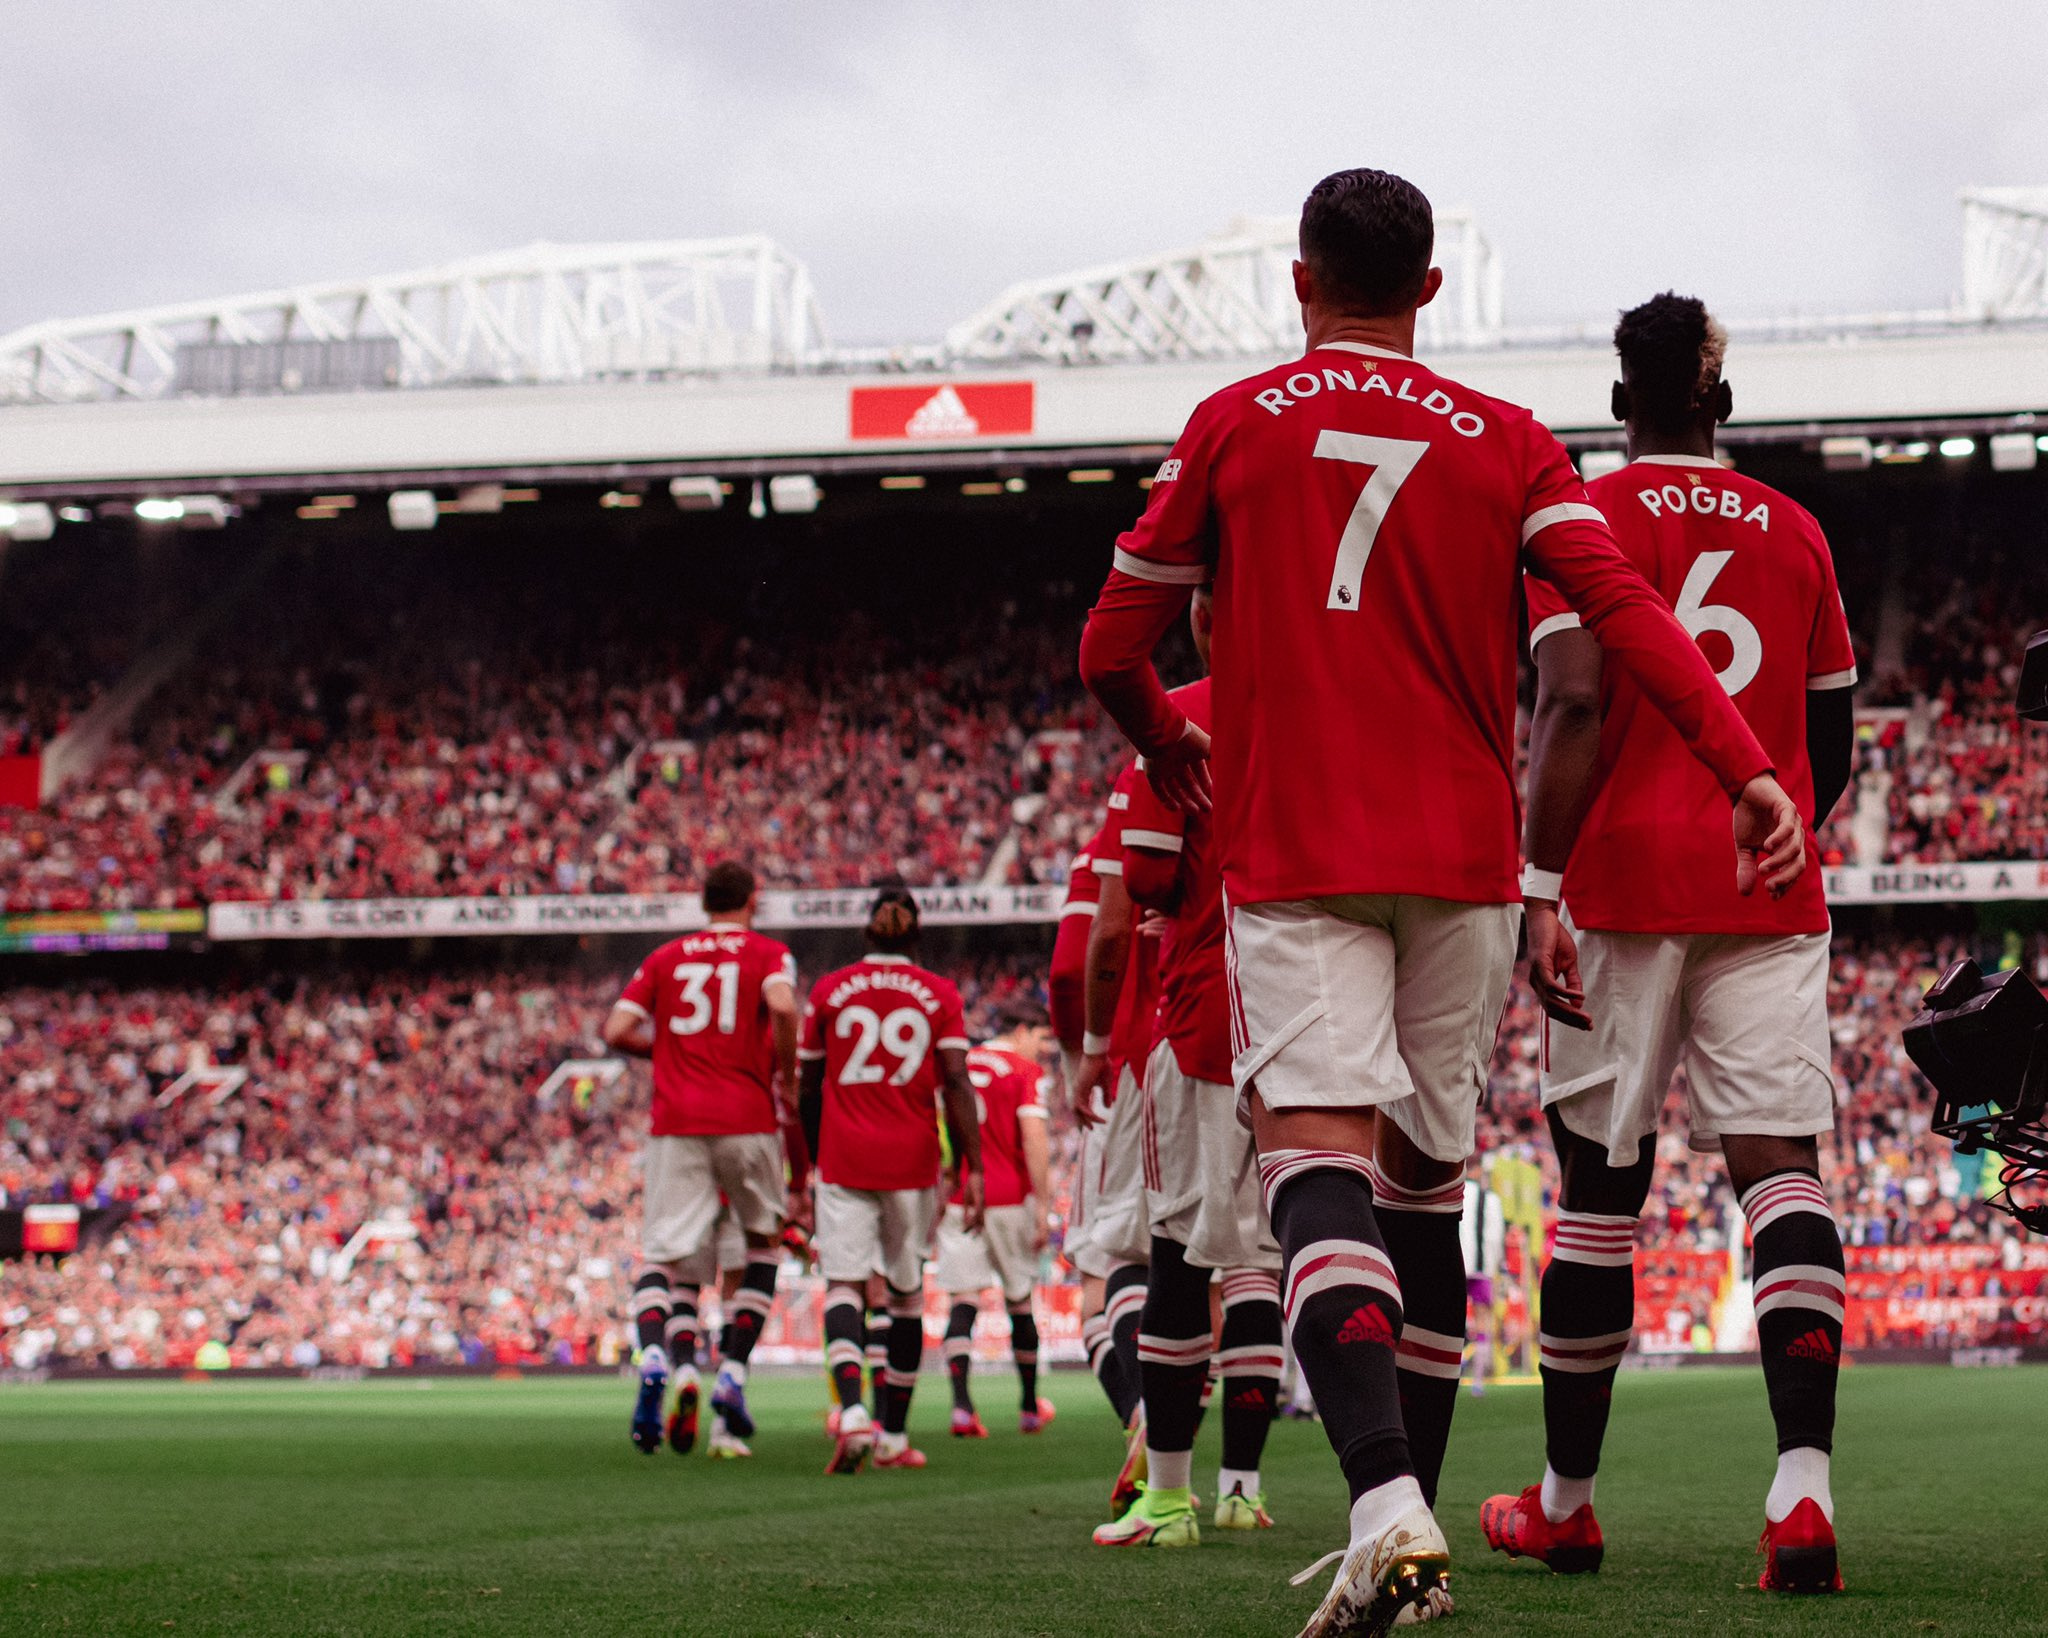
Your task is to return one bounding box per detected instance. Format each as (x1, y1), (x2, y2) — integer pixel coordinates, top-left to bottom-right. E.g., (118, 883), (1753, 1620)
(702, 861), (756, 914)
(996, 996), (1049, 1033)
(1614, 292), (1727, 436)
(1299, 169), (1435, 316)
(865, 886), (920, 953)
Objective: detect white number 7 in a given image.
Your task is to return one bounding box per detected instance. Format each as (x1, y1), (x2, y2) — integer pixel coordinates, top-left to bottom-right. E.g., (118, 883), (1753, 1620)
(1315, 429), (1429, 611)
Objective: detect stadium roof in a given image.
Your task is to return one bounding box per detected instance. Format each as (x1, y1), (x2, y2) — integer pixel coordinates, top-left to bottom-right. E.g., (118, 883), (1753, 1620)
(1, 192), (2045, 494)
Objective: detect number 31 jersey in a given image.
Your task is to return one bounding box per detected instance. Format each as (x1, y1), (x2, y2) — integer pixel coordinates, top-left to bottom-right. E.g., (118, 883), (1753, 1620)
(1526, 456), (1857, 936)
(617, 927), (798, 1137)
(799, 954), (970, 1192)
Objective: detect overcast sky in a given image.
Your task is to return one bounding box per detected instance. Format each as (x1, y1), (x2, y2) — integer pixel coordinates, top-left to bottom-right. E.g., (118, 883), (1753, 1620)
(5, 2), (2045, 344)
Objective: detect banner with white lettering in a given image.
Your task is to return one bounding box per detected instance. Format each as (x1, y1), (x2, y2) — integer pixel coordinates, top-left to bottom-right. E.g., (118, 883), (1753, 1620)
(1823, 860), (2048, 905)
(206, 884), (1066, 942)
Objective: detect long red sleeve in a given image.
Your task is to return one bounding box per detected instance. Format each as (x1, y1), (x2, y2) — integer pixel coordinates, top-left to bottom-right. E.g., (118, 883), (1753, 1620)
(1078, 570), (1193, 758)
(1526, 512), (1771, 798)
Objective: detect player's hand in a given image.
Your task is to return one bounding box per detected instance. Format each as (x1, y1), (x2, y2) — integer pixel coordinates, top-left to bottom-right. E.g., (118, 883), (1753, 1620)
(1523, 899), (1590, 1031)
(1733, 773), (1806, 898)
(785, 1185), (814, 1235)
(1145, 720), (1212, 815)
(1069, 1052), (1111, 1127)
(959, 1169), (987, 1234)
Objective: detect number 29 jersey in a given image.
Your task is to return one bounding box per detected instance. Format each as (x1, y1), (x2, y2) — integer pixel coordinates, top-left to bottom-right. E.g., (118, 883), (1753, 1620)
(1106, 343), (1767, 907)
(1526, 456), (1858, 936)
(799, 954), (970, 1192)
(617, 927), (797, 1137)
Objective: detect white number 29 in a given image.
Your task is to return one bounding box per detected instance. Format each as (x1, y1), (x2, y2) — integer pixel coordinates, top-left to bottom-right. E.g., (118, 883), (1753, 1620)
(1314, 429), (1429, 611)
(836, 1004), (934, 1086)
(1673, 550), (1763, 696)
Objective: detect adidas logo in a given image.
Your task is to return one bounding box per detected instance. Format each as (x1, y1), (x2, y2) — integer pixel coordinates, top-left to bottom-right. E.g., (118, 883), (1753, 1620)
(1335, 1305), (1395, 1347)
(1227, 1387), (1268, 1409)
(1786, 1328), (1838, 1361)
(905, 385), (979, 438)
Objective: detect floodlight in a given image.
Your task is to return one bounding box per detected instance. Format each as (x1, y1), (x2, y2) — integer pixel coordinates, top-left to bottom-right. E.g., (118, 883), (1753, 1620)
(1, 502), (55, 541)
(134, 497), (184, 522)
(1939, 436), (1977, 459)
(1992, 433), (2040, 472)
(669, 476), (725, 510)
(175, 495), (229, 529)
(388, 490), (439, 531)
(1821, 437), (1873, 471)
(768, 474), (820, 514)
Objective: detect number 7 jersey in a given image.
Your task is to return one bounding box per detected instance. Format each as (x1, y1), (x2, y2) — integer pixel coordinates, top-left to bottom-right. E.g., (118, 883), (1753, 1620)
(799, 953), (970, 1192)
(1526, 455), (1858, 934)
(1101, 343), (1769, 906)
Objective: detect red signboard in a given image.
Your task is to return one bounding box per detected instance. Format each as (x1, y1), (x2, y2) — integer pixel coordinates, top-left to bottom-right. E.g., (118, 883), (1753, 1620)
(0, 754), (39, 809)
(23, 1204), (80, 1254)
(849, 381), (1034, 441)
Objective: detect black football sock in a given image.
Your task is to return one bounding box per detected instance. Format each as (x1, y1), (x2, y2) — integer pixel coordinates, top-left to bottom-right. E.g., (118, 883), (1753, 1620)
(1740, 1172), (1845, 1464)
(865, 1307), (891, 1418)
(1083, 1309), (1136, 1422)
(1371, 1165), (1469, 1508)
(1009, 1305), (1040, 1410)
(1217, 1269), (1283, 1479)
(717, 1258), (777, 1368)
(881, 1288), (925, 1436)
(1136, 1235), (1212, 1488)
(1104, 1261), (1148, 1425)
(944, 1301), (978, 1414)
(632, 1270), (671, 1357)
(1259, 1148), (1411, 1504)
(823, 1284), (867, 1410)
(1537, 1209), (1639, 1496)
(662, 1285), (699, 1374)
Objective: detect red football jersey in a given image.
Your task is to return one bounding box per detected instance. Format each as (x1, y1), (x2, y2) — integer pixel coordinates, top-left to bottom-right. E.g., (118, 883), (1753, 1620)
(954, 1044), (1050, 1209)
(617, 925), (797, 1137)
(1048, 834), (1103, 1049)
(1123, 678), (1231, 1085)
(1082, 342), (1771, 906)
(799, 954), (969, 1192)
(1099, 763), (1163, 1088)
(1526, 456), (1858, 934)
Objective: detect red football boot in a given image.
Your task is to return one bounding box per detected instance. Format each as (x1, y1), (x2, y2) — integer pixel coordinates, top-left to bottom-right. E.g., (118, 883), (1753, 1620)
(1758, 1498), (1842, 1593)
(1479, 1485), (1605, 1575)
(951, 1407), (990, 1439)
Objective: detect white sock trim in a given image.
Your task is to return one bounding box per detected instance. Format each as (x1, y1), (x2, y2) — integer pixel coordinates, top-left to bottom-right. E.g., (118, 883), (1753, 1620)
(1541, 1464), (1595, 1524)
(1766, 1445), (1833, 1524)
(1218, 1465), (1262, 1500)
(1147, 1447), (1193, 1492)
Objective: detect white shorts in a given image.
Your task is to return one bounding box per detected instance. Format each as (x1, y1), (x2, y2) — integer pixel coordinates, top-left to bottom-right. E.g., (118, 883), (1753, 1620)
(1067, 1064), (1151, 1278)
(815, 1181), (936, 1293)
(641, 1131), (784, 1265)
(935, 1202), (1039, 1305)
(1144, 1040), (1281, 1273)
(1228, 895), (1521, 1163)
(675, 1206), (749, 1288)
(1543, 922), (1837, 1165)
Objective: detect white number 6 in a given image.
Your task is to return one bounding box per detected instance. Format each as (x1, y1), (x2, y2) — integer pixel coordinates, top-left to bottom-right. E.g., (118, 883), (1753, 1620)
(1673, 550), (1762, 696)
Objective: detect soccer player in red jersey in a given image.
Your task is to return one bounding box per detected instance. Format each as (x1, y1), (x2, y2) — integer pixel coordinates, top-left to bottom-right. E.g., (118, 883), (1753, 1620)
(1079, 169), (1807, 1634)
(1068, 764), (1166, 1515)
(798, 887), (981, 1475)
(603, 862), (801, 1460)
(1481, 295), (1857, 1595)
(937, 1000), (1056, 1437)
(1094, 586), (1286, 1549)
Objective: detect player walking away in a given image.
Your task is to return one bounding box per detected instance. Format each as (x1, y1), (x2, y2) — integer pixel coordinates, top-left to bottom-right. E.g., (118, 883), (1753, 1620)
(1095, 586), (1287, 1549)
(603, 862), (801, 1461)
(938, 1000), (1057, 1437)
(1460, 1158), (1506, 1398)
(798, 887), (982, 1475)
(1480, 293), (1857, 1594)
(1080, 168), (1807, 1637)
(1068, 764), (1166, 1519)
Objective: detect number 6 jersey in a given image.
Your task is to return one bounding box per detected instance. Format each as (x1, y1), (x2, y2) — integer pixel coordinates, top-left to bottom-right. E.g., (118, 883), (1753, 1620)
(1526, 455), (1858, 936)
(617, 926), (799, 1136)
(799, 953), (970, 1192)
(1083, 342), (1772, 908)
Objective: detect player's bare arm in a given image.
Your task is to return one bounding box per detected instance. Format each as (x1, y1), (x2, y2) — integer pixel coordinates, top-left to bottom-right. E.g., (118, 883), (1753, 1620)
(764, 978), (800, 1111)
(1072, 870), (1134, 1126)
(1020, 1108), (1052, 1251)
(937, 1044), (986, 1231)
(602, 1002), (654, 1058)
(1522, 624), (1602, 1030)
(1808, 684), (1855, 826)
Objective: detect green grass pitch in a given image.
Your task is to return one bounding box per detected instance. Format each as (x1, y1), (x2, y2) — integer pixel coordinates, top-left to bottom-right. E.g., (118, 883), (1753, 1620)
(0, 1365), (2035, 1635)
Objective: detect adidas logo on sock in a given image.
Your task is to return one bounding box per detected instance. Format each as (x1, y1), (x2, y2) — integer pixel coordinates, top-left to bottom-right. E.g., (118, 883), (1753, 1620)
(1227, 1387), (1269, 1409)
(1786, 1329), (1838, 1361)
(1335, 1305), (1395, 1347)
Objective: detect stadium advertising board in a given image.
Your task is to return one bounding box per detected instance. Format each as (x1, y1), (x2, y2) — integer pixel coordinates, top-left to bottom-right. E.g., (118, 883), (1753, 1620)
(848, 380), (1034, 440)
(1823, 861), (2048, 904)
(0, 908), (205, 953)
(207, 885), (1065, 941)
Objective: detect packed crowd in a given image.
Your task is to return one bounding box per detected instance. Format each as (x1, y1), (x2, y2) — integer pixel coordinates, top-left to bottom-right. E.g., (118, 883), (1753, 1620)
(2, 931), (2026, 1371)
